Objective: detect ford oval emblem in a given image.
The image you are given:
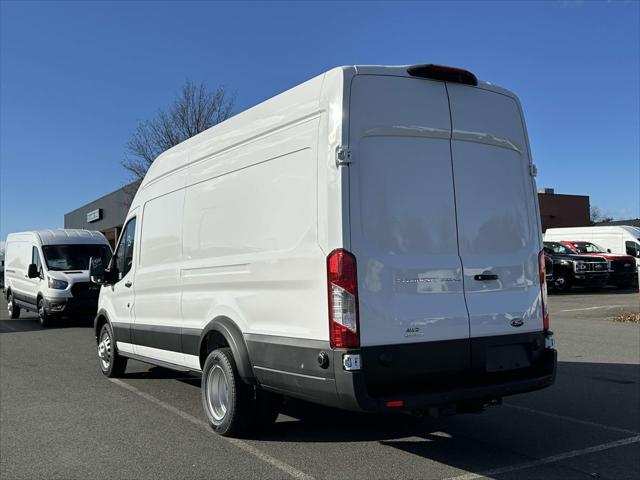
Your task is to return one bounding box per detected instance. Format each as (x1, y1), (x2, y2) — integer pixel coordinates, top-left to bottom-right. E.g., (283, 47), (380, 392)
(510, 318), (524, 328)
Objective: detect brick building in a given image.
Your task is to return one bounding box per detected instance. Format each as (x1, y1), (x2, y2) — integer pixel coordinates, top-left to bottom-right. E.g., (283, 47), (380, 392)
(537, 188), (590, 232)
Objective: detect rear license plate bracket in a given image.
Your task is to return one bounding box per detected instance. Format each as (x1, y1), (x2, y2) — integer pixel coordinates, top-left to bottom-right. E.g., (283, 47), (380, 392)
(486, 344), (531, 372)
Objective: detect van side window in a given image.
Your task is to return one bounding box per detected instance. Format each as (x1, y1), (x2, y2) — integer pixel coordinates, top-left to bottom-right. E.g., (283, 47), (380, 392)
(31, 247), (42, 274)
(626, 241), (639, 257)
(114, 218), (137, 281)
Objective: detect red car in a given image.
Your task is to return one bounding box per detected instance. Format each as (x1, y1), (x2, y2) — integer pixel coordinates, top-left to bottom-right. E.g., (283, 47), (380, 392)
(560, 241), (638, 289)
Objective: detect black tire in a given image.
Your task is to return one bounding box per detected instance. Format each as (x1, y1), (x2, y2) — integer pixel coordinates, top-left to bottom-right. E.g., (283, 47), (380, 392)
(201, 347), (255, 437)
(98, 323), (128, 377)
(554, 276), (572, 293)
(253, 389), (282, 431)
(37, 297), (51, 327)
(7, 292), (20, 319)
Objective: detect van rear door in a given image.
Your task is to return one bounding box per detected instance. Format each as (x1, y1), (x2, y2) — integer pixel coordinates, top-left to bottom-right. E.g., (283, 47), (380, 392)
(446, 83), (543, 337)
(348, 75), (470, 349)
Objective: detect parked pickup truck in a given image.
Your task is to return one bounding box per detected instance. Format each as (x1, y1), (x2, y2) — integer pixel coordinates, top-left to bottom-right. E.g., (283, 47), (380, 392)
(559, 241), (638, 289)
(543, 242), (609, 292)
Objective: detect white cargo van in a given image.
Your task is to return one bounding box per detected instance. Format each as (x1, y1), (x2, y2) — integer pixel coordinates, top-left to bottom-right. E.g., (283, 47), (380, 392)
(4, 230), (112, 326)
(90, 64), (556, 437)
(545, 226), (640, 265)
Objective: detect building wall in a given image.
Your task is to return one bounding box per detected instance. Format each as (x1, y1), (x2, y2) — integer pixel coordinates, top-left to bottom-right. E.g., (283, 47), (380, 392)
(538, 192), (590, 233)
(64, 181), (139, 248)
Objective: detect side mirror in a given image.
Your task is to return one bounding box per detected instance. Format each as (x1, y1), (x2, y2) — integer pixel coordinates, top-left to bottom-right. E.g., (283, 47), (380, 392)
(27, 264), (39, 278)
(607, 249), (612, 253)
(89, 256), (106, 284)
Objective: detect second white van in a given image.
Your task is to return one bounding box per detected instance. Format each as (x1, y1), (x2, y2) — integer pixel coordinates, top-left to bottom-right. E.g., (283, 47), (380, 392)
(90, 64), (557, 437)
(4, 229), (112, 326)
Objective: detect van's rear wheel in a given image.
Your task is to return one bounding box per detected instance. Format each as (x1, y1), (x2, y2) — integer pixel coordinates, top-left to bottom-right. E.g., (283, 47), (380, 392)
(7, 292), (20, 319)
(202, 348), (254, 437)
(98, 323), (128, 377)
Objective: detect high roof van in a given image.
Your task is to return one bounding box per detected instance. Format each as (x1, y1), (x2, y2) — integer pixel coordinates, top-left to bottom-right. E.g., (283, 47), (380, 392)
(4, 229), (112, 326)
(90, 64), (556, 437)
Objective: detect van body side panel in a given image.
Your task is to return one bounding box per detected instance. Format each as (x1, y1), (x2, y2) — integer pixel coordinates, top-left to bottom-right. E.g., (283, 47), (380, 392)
(447, 84), (543, 337)
(132, 179), (186, 365)
(181, 119), (326, 366)
(317, 67), (352, 255)
(144, 73), (325, 190)
(5, 241), (35, 304)
(348, 75), (470, 347)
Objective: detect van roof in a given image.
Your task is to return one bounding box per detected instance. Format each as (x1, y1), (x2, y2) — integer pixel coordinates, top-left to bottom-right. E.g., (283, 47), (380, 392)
(6, 229), (109, 246)
(137, 64), (515, 193)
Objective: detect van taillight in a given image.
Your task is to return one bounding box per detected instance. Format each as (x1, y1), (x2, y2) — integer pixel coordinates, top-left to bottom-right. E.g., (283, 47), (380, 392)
(538, 250), (550, 331)
(327, 249), (360, 349)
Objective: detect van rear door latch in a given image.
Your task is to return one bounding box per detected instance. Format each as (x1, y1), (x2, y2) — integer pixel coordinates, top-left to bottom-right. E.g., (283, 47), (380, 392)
(336, 146), (352, 166)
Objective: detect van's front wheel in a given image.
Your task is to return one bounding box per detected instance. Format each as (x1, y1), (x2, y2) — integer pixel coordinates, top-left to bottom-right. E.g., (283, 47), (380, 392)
(202, 348), (254, 437)
(98, 323), (128, 377)
(37, 297), (51, 327)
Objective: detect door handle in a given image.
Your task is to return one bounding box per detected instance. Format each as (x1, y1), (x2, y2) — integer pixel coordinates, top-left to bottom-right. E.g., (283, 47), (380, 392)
(125, 281), (133, 288)
(474, 273), (499, 281)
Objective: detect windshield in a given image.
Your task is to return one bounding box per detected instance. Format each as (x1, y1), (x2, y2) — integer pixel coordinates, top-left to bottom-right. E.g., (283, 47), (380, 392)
(544, 242), (576, 255)
(42, 244), (112, 271)
(571, 242), (606, 254)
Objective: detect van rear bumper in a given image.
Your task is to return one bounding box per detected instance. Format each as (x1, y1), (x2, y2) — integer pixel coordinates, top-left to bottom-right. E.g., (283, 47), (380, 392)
(332, 334), (557, 413)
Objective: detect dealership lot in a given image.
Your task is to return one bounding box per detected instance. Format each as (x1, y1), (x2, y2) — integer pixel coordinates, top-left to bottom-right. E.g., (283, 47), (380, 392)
(1, 290), (638, 479)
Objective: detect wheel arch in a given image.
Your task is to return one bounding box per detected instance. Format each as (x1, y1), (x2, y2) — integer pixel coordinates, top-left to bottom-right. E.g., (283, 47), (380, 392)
(94, 309), (111, 342)
(199, 316), (255, 384)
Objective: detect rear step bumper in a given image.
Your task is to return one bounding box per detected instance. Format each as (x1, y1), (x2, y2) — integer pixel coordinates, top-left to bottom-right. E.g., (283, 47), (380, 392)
(332, 334), (557, 413)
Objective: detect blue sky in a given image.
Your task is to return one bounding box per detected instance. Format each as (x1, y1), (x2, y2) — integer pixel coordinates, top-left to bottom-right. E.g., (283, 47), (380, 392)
(1, 0), (639, 241)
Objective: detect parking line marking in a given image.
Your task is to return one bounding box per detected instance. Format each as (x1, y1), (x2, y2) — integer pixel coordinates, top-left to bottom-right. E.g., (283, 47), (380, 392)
(559, 305), (625, 312)
(110, 378), (315, 480)
(504, 404), (640, 435)
(445, 435), (640, 480)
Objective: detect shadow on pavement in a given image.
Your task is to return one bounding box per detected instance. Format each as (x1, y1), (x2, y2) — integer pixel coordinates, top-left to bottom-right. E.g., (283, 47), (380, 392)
(549, 286), (639, 296)
(126, 366), (201, 387)
(0, 317), (94, 333)
(120, 359), (639, 462)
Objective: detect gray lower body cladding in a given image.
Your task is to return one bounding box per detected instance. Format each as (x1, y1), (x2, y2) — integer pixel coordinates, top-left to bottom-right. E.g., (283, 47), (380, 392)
(107, 322), (556, 413)
(249, 331), (556, 413)
(13, 291), (98, 317)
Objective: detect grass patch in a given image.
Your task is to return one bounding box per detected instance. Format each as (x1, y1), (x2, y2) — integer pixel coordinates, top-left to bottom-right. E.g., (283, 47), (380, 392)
(611, 312), (640, 324)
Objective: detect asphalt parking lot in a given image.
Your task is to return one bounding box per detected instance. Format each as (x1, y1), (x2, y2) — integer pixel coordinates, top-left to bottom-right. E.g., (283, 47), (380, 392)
(1, 289), (639, 480)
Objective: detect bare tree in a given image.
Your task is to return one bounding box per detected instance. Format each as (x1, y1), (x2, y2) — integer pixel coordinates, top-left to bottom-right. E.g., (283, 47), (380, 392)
(590, 205), (613, 224)
(122, 80), (236, 179)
